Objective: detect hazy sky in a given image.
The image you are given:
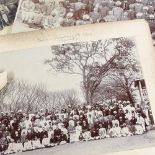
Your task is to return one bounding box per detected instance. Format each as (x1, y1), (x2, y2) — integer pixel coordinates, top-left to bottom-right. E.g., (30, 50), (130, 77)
(0, 38), (140, 102)
(0, 46), (82, 93)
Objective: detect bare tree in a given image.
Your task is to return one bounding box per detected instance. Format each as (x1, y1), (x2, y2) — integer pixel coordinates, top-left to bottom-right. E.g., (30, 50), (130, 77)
(1, 76), (80, 113)
(2, 80), (50, 113)
(59, 89), (80, 108)
(47, 89), (80, 111)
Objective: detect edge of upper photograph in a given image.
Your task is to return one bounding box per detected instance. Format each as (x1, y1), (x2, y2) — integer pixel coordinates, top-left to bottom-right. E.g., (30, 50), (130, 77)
(12, 0), (155, 41)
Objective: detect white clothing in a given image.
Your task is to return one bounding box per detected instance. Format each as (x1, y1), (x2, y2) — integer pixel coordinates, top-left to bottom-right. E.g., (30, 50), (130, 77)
(32, 140), (41, 149)
(99, 128), (106, 138)
(83, 131), (91, 141)
(42, 138), (50, 146)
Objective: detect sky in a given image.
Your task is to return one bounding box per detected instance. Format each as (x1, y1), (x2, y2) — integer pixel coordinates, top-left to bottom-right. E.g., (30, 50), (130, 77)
(0, 38), (142, 103)
(0, 46), (82, 94)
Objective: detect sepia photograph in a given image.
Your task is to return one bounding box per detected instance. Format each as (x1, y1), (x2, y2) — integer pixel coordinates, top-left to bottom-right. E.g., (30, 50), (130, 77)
(0, 0), (19, 34)
(0, 37), (155, 155)
(12, 0), (155, 38)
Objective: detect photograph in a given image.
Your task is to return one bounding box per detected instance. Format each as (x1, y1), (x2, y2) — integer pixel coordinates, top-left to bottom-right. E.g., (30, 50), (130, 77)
(12, 0), (155, 38)
(0, 0), (19, 34)
(0, 37), (155, 155)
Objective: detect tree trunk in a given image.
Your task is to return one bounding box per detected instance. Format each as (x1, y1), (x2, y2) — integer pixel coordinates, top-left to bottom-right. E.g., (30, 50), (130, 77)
(89, 93), (94, 105)
(83, 69), (90, 104)
(126, 89), (135, 106)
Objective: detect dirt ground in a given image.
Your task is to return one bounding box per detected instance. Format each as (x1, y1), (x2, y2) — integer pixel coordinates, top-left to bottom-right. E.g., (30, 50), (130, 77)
(12, 21), (37, 33)
(0, 26), (12, 35)
(14, 130), (155, 155)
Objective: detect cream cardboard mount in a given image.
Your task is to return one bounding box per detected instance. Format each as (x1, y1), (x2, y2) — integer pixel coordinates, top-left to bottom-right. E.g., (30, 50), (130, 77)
(0, 20), (155, 155)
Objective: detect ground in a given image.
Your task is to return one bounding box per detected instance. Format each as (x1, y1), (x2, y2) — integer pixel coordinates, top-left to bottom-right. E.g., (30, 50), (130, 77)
(15, 130), (155, 155)
(12, 21), (37, 33)
(0, 26), (11, 35)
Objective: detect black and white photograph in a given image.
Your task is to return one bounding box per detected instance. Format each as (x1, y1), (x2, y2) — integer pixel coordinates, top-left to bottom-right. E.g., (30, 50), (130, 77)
(0, 36), (155, 155)
(12, 0), (155, 37)
(0, 0), (19, 34)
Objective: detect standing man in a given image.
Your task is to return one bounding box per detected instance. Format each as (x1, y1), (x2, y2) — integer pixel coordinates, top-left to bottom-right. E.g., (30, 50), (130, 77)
(142, 6), (149, 20)
(122, 0), (130, 10)
(133, 0), (144, 13)
(73, 0), (85, 20)
(89, 7), (101, 23)
(98, 1), (110, 19)
(0, 5), (9, 26)
(20, 0), (35, 24)
(112, 1), (124, 21)
(127, 4), (136, 20)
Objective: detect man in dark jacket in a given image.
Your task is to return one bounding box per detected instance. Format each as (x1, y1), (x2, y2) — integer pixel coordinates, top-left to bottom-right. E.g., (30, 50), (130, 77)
(54, 125), (62, 144)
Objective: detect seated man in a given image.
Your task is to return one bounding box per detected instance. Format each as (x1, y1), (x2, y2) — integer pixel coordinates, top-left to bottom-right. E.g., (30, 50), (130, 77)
(0, 134), (9, 154)
(60, 131), (68, 144)
(91, 127), (99, 140)
(129, 116), (137, 134)
(83, 129), (91, 141)
(104, 11), (117, 22)
(135, 123), (144, 135)
(32, 136), (42, 149)
(79, 132), (84, 141)
(136, 113), (146, 133)
(54, 125), (62, 144)
(60, 12), (75, 27)
(121, 123), (133, 137)
(98, 124), (107, 139)
(109, 123), (121, 137)
(90, 7), (101, 23)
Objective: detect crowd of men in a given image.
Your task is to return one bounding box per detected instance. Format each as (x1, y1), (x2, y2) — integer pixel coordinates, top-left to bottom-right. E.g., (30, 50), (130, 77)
(18, 0), (155, 33)
(0, 100), (154, 154)
(0, 0), (18, 30)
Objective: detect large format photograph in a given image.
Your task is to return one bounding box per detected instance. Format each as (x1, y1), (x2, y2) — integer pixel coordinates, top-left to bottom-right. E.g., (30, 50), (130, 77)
(0, 0), (19, 34)
(12, 0), (155, 37)
(0, 37), (155, 155)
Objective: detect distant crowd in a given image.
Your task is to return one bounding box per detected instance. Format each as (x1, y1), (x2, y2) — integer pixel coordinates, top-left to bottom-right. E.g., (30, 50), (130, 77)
(0, 100), (154, 154)
(18, 0), (155, 34)
(0, 0), (18, 30)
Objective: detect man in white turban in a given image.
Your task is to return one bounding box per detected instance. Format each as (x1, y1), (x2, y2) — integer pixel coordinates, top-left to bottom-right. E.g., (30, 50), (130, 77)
(112, 1), (123, 20)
